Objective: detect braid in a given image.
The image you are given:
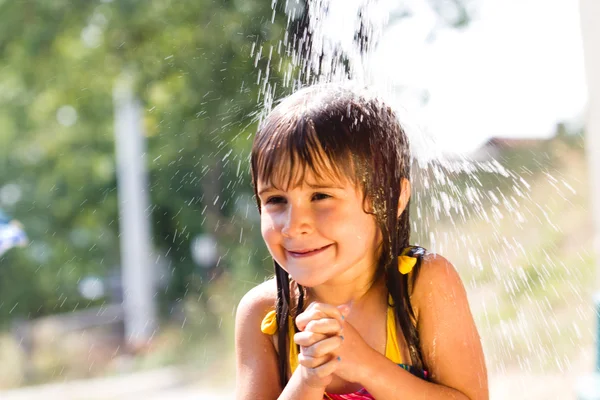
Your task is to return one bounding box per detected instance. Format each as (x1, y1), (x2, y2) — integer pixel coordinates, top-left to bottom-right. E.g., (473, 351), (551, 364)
(386, 201), (426, 371)
(274, 262), (290, 388)
(274, 262), (305, 387)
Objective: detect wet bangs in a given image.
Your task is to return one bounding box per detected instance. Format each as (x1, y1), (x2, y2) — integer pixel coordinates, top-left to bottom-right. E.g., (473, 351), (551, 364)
(252, 113), (358, 192)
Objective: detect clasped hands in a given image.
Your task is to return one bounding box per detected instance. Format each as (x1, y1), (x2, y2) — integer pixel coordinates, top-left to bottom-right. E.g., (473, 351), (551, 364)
(294, 302), (372, 389)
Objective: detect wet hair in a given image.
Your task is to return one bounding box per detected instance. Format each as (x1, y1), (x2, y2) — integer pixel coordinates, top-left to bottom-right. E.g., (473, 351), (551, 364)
(250, 84), (424, 387)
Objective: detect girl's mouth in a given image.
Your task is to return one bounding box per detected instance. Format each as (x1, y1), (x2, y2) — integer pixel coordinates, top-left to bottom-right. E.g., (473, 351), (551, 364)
(286, 244), (333, 258)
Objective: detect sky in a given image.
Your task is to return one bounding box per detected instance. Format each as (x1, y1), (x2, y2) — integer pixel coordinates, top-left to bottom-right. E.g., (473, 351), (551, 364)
(371, 0), (588, 155)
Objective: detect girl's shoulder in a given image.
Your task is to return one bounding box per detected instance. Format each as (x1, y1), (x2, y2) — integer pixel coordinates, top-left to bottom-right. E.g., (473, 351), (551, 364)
(412, 251), (461, 289)
(410, 252), (464, 317)
(235, 279), (285, 397)
(418, 252), (460, 282)
(236, 278), (278, 330)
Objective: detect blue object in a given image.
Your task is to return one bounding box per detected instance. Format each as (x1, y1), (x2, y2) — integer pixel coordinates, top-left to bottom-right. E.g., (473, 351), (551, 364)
(0, 209), (28, 256)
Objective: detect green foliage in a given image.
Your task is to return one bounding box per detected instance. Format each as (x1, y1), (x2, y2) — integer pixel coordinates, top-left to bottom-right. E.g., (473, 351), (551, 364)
(0, 0), (287, 324)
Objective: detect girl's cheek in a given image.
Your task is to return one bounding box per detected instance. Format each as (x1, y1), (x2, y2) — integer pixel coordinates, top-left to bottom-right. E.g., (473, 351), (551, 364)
(260, 214), (278, 238)
(260, 220), (272, 237)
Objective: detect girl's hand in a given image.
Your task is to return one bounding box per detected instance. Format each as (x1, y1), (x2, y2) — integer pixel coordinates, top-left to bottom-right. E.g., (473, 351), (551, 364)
(327, 319), (376, 384)
(294, 303), (350, 389)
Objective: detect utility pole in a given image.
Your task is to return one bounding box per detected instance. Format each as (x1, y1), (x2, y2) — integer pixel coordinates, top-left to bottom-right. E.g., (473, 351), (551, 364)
(113, 73), (157, 349)
(577, 0), (600, 398)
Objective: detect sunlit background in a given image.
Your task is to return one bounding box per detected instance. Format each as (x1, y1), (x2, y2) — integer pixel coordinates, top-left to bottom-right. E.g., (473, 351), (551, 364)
(0, 0), (598, 399)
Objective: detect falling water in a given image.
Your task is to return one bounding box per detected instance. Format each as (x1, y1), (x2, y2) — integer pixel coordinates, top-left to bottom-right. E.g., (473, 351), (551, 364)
(249, 0), (595, 389)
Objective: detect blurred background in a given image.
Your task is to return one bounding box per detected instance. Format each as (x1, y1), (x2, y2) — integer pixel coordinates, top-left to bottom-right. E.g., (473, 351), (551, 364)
(0, 0), (598, 399)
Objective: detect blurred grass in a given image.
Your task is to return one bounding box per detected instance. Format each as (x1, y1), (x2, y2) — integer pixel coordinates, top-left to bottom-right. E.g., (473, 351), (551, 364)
(0, 274), (239, 389)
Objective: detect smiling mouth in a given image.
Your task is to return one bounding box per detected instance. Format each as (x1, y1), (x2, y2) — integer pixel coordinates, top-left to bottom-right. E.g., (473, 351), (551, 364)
(287, 244), (333, 257)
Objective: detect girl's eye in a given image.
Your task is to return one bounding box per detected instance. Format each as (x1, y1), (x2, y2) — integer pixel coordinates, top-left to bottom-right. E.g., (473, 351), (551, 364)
(265, 196), (286, 205)
(263, 193), (330, 205)
(312, 193), (331, 201)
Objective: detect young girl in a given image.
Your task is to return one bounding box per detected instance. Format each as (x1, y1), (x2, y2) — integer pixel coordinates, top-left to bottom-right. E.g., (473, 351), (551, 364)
(235, 84), (488, 399)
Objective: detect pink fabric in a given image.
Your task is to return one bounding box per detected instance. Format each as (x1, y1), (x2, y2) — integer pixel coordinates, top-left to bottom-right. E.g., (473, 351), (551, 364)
(325, 388), (375, 399)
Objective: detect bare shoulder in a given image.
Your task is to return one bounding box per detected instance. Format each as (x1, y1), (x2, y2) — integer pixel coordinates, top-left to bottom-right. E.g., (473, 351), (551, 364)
(412, 253), (489, 399)
(237, 278), (277, 320)
(235, 278), (282, 399)
(410, 252), (472, 336)
(411, 253), (465, 307)
(236, 278), (278, 351)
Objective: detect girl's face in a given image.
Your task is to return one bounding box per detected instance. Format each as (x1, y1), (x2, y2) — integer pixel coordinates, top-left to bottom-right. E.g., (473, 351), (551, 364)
(257, 168), (381, 288)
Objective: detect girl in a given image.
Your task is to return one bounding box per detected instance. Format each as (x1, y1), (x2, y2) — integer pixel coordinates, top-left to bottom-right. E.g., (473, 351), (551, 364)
(235, 84), (488, 399)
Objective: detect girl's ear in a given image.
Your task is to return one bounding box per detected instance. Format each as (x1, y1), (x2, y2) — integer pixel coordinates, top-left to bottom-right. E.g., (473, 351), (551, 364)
(397, 178), (411, 217)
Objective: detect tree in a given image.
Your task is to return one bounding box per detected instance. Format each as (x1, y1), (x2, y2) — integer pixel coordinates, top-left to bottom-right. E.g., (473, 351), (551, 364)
(0, 0), (284, 323)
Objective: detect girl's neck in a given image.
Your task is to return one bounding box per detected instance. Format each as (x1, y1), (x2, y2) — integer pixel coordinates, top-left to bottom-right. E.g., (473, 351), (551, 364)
(305, 269), (386, 308)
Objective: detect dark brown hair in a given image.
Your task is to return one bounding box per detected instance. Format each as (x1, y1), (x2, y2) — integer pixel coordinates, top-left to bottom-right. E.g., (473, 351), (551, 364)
(250, 84), (424, 387)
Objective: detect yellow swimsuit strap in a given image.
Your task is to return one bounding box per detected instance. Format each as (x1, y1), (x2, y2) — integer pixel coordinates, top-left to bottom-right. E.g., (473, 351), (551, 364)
(261, 310), (300, 373)
(385, 297), (403, 364)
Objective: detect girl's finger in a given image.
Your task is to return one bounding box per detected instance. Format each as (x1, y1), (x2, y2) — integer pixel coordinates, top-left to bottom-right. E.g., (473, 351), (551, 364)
(302, 355), (341, 380)
(296, 303), (345, 331)
(301, 335), (343, 358)
(297, 352), (330, 369)
(294, 331), (328, 347)
(304, 318), (343, 335)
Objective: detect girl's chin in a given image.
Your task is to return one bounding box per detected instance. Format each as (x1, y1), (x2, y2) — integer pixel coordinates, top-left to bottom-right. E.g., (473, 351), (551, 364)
(287, 270), (333, 288)
(290, 278), (325, 288)
(275, 259), (341, 287)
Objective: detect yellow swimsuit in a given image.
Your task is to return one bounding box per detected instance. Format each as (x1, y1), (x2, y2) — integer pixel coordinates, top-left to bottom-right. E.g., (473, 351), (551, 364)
(260, 247), (429, 398)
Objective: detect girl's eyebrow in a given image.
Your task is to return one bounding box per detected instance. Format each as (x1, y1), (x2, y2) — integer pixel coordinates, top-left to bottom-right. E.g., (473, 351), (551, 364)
(306, 183), (344, 190)
(258, 183), (343, 196)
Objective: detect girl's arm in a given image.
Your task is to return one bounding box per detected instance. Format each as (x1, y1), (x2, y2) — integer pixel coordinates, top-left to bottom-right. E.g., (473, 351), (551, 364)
(279, 366), (331, 400)
(359, 254), (488, 399)
(235, 282), (283, 400)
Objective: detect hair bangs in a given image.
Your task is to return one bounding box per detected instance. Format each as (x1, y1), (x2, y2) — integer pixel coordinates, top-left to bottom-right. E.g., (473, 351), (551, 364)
(252, 114), (357, 194)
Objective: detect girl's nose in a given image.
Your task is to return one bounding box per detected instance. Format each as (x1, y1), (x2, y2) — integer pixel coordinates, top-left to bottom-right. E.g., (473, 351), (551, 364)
(281, 204), (312, 237)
